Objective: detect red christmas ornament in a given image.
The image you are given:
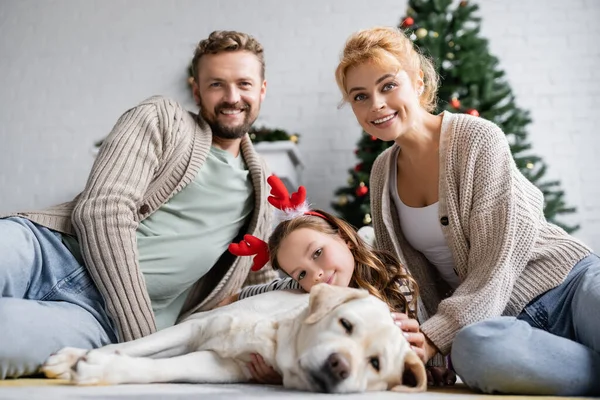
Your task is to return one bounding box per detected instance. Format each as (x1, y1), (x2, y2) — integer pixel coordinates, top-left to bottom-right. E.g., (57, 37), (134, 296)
(355, 184), (369, 197)
(370, 135), (378, 141)
(466, 109), (480, 117)
(401, 17), (414, 28)
(354, 163), (363, 172)
(450, 98), (461, 109)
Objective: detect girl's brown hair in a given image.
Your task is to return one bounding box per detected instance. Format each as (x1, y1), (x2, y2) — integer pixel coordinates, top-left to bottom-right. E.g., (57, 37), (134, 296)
(335, 26), (438, 112)
(268, 210), (419, 318)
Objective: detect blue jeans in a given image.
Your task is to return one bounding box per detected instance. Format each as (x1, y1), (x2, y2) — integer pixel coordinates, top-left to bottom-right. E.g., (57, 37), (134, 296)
(0, 217), (117, 379)
(451, 254), (600, 396)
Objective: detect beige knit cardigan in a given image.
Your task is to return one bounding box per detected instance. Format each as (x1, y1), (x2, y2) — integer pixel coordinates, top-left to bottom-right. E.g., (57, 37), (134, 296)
(10, 96), (277, 342)
(370, 111), (591, 355)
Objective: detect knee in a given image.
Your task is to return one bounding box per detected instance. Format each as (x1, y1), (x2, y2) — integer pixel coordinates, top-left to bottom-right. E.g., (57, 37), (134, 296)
(451, 317), (516, 392)
(0, 218), (35, 266)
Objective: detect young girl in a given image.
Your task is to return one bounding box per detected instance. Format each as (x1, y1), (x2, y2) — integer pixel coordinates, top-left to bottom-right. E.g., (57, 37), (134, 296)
(335, 26), (600, 396)
(225, 176), (452, 385)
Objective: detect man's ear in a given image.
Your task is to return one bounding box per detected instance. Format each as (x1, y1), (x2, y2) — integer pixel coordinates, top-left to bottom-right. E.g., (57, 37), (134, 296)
(304, 284), (369, 325)
(192, 80), (201, 106)
(260, 79), (267, 102)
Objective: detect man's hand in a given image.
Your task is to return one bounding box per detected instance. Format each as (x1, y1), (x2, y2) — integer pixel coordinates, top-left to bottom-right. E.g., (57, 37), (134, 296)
(391, 312), (426, 362)
(247, 353), (282, 385)
(216, 293), (239, 308)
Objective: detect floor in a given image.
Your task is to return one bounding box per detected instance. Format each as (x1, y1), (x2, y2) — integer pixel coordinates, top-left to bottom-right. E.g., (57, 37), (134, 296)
(0, 379), (594, 400)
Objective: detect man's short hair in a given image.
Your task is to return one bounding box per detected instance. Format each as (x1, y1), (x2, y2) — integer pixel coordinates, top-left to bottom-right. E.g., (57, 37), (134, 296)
(191, 30), (265, 81)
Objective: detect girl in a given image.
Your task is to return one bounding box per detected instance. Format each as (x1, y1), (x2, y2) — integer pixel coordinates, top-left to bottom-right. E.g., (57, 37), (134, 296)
(335, 26), (600, 396)
(226, 176), (452, 385)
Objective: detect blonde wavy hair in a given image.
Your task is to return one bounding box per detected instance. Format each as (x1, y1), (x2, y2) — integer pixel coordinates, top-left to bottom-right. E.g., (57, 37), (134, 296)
(268, 210), (419, 318)
(191, 30), (265, 81)
(335, 26), (439, 112)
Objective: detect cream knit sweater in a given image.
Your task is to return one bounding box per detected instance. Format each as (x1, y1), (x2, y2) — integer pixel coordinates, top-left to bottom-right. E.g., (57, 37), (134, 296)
(370, 111), (591, 355)
(11, 96), (277, 342)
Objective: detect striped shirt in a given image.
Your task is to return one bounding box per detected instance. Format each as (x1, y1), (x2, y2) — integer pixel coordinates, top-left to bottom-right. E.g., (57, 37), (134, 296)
(239, 277), (301, 299)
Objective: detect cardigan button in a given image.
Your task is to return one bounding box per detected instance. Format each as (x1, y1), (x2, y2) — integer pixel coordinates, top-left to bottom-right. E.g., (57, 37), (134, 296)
(139, 204), (151, 214)
(440, 216), (449, 226)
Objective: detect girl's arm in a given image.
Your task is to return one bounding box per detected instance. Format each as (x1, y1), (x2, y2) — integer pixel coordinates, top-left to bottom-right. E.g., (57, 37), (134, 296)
(239, 277), (301, 300)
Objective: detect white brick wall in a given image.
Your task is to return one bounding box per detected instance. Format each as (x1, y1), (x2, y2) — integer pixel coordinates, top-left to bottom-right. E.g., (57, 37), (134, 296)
(1, 0), (599, 249)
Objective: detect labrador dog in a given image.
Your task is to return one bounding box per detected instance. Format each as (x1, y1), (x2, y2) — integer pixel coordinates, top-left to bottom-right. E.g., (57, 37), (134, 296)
(42, 284), (426, 393)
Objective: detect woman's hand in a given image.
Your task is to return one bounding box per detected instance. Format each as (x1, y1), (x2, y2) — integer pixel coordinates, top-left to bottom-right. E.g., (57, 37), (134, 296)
(247, 353), (282, 385)
(216, 293), (239, 308)
(391, 312), (426, 362)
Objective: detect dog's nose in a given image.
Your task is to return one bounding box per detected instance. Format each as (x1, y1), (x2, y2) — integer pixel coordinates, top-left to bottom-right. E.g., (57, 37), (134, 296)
(325, 352), (350, 381)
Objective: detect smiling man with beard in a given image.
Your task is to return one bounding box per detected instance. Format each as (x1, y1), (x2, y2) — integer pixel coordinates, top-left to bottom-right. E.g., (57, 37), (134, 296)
(0, 30), (278, 379)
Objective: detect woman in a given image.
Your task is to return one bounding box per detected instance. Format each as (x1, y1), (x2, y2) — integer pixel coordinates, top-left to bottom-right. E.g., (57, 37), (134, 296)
(334, 26), (600, 396)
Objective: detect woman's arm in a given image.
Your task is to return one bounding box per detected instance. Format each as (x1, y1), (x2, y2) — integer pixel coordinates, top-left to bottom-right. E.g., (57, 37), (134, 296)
(421, 122), (543, 355)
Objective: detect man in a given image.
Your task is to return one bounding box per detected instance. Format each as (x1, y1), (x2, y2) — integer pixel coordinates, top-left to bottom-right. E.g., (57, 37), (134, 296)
(0, 30), (277, 379)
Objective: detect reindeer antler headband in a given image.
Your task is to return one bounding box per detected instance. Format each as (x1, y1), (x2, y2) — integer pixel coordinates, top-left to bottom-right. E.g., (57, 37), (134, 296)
(228, 175), (325, 272)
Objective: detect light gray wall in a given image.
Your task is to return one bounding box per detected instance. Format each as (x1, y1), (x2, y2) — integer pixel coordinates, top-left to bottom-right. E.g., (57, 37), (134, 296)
(1, 0), (599, 249)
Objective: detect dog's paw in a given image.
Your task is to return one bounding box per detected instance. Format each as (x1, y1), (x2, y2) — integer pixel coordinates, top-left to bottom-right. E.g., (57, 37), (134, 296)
(42, 347), (88, 380)
(71, 350), (131, 385)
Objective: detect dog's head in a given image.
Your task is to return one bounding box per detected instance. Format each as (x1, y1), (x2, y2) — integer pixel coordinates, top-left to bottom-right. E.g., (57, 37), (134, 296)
(285, 284), (426, 393)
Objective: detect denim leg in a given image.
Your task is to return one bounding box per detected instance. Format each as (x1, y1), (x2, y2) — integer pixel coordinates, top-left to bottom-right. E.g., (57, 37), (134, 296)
(571, 255), (600, 353)
(452, 316), (600, 396)
(0, 217), (117, 378)
(451, 254), (600, 396)
(0, 298), (115, 378)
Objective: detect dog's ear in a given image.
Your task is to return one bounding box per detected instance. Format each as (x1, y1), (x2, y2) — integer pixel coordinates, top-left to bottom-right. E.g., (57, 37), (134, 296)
(304, 284), (369, 325)
(390, 350), (427, 393)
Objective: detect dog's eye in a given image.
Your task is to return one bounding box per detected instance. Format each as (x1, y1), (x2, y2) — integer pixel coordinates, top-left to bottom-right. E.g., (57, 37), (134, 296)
(339, 318), (353, 334)
(369, 356), (380, 372)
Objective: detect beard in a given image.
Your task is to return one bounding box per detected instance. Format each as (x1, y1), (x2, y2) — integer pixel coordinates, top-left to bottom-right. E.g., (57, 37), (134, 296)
(199, 100), (259, 140)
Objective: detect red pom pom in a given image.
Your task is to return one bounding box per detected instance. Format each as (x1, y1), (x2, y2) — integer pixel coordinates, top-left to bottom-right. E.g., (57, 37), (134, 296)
(402, 17), (414, 28)
(466, 109), (480, 117)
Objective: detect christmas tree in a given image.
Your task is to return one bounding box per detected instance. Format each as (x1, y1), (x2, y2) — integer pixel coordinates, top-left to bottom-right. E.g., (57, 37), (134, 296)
(332, 0), (578, 233)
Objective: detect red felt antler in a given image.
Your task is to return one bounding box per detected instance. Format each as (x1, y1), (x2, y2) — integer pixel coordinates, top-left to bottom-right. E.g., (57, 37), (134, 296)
(228, 234), (269, 271)
(267, 175), (306, 211)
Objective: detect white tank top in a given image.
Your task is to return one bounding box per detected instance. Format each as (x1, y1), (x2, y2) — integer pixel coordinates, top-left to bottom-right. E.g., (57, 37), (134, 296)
(389, 158), (461, 289)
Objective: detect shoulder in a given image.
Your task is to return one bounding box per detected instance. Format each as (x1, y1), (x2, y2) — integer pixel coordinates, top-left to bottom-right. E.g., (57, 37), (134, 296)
(444, 113), (509, 166)
(136, 95), (186, 111)
(449, 112), (506, 148)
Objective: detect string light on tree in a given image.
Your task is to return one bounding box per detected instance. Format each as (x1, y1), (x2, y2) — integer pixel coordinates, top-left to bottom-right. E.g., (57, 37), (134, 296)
(337, 195), (348, 206)
(363, 213), (372, 225)
(416, 28), (428, 39)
